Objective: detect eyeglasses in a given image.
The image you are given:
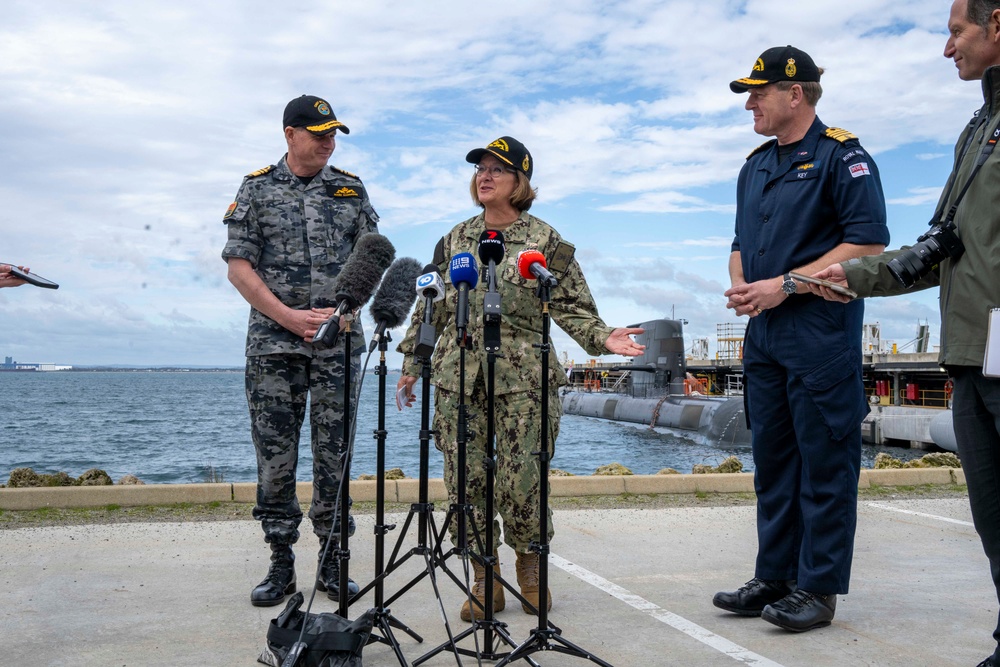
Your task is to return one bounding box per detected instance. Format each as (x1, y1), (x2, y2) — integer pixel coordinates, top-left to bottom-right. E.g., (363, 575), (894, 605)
(474, 164), (516, 178)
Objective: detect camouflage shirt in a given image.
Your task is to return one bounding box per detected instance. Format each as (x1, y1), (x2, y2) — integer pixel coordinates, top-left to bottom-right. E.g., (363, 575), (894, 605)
(221, 156), (379, 357)
(397, 211), (614, 394)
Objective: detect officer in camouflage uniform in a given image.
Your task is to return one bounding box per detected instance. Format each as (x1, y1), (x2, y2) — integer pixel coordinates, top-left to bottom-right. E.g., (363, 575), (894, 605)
(396, 136), (644, 622)
(222, 95), (379, 607)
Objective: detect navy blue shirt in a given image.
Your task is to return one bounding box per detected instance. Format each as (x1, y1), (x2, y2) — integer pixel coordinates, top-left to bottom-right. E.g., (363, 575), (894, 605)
(732, 116), (889, 283)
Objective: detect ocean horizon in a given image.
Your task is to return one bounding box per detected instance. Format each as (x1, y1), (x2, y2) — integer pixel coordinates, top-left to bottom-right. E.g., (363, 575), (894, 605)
(0, 369), (925, 486)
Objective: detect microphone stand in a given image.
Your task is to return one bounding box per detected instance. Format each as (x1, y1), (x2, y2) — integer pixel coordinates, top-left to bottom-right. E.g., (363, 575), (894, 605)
(378, 291), (465, 666)
(336, 313), (355, 618)
(357, 329), (422, 663)
(496, 281), (613, 667)
(417, 260), (522, 665)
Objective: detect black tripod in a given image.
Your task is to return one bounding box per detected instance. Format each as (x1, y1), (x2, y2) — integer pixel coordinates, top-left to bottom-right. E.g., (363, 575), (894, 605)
(350, 329), (423, 664)
(413, 288), (525, 666)
(334, 316), (357, 619)
(496, 280), (613, 667)
(370, 291), (466, 666)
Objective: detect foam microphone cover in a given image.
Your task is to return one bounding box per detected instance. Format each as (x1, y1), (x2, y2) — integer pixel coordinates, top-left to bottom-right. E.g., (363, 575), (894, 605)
(449, 252), (479, 288)
(369, 257), (422, 328)
(477, 230), (506, 265)
(334, 233), (396, 308)
(517, 250), (547, 280)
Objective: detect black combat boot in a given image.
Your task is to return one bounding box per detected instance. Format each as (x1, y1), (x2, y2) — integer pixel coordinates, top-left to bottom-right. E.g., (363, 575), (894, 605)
(315, 541), (360, 602)
(250, 543), (296, 607)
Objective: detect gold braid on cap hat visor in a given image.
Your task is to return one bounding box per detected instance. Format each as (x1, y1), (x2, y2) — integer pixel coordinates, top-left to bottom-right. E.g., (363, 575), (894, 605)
(305, 120), (345, 132)
(734, 77), (770, 86)
(485, 149), (515, 167)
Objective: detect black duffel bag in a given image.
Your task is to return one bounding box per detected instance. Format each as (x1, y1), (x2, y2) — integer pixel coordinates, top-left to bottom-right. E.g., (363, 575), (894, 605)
(258, 592), (375, 667)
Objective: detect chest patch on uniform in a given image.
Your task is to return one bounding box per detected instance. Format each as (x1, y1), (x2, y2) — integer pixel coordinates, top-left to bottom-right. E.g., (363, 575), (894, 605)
(848, 162), (871, 178)
(548, 241), (576, 276)
(224, 201), (238, 218)
(785, 161), (821, 181)
(333, 187), (358, 197)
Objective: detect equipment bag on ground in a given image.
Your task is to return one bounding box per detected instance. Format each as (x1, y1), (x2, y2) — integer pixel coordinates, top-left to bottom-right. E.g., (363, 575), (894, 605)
(258, 592), (374, 667)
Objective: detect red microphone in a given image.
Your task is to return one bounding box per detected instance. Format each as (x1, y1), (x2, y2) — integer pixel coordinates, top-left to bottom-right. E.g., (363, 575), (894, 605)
(516, 249), (558, 286)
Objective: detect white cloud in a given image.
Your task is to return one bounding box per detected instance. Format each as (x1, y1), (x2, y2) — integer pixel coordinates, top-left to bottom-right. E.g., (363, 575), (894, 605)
(0, 0), (969, 365)
(887, 186), (945, 207)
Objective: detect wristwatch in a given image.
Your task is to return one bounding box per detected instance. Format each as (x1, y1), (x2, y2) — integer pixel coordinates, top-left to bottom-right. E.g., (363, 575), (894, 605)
(781, 272), (797, 295)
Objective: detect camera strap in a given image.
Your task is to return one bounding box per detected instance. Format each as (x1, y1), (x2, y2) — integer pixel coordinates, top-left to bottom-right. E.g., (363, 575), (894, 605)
(940, 113), (1000, 225)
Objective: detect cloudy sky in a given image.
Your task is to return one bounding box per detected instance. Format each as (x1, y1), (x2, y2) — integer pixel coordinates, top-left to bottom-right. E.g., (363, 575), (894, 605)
(0, 0), (977, 367)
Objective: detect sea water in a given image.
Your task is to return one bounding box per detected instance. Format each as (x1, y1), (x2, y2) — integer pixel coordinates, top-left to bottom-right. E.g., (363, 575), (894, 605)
(0, 369), (925, 485)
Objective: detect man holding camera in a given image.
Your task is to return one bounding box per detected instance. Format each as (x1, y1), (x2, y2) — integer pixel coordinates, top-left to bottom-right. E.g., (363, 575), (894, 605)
(719, 45), (889, 632)
(808, 2), (1000, 663)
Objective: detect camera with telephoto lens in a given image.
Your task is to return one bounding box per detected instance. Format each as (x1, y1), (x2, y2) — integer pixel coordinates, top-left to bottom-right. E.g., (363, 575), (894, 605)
(886, 220), (965, 288)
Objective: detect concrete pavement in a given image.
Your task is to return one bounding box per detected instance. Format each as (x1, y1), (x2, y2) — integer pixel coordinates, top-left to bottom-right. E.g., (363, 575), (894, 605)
(0, 495), (994, 666)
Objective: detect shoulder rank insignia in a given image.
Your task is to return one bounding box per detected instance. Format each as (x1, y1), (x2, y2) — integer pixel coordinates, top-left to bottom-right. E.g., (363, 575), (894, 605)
(746, 140), (775, 160)
(333, 187), (358, 197)
(331, 166), (359, 179)
(246, 165), (274, 178)
(823, 127), (858, 143)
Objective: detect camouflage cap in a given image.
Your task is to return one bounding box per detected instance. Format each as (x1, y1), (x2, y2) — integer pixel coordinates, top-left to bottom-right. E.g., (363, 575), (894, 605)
(466, 136), (533, 180)
(730, 45), (820, 93)
(283, 95), (350, 135)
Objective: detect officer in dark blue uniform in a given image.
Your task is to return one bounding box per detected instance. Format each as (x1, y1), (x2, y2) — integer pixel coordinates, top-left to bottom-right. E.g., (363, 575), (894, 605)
(715, 46), (890, 633)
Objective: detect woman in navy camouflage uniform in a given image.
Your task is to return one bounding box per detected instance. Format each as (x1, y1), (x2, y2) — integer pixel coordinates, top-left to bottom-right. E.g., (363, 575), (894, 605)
(397, 136), (643, 621)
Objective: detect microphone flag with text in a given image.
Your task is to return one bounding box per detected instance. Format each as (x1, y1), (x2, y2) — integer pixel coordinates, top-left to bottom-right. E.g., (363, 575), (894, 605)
(478, 230), (505, 351)
(313, 233), (396, 347)
(516, 249), (558, 287)
(448, 252), (479, 334)
(367, 257), (423, 353)
(414, 264), (444, 359)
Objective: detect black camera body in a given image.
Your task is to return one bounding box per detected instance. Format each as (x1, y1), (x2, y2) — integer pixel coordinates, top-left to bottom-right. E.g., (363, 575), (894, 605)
(886, 220), (965, 288)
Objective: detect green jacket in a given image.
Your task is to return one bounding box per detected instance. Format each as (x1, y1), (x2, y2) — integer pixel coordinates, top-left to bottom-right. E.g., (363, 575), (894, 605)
(397, 211), (614, 395)
(843, 65), (1000, 367)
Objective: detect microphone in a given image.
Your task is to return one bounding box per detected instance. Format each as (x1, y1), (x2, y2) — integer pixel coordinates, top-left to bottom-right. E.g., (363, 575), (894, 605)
(448, 253), (479, 333)
(415, 265), (446, 302)
(313, 233), (396, 346)
(414, 264), (444, 359)
(478, 230), (505, 352)
(477, 230), (506, 271)
(367, 257), (423, 353)
(516, 249), (558, 287)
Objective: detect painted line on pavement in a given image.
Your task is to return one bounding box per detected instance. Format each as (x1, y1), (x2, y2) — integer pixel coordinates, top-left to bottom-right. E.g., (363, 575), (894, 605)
(549, 553), (785, 667)
(865, 502), (974, 527)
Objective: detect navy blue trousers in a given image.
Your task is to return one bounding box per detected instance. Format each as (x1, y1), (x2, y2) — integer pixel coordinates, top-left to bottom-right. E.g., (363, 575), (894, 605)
(744, 299), (866, 595)
(949, 366), (1000, 662)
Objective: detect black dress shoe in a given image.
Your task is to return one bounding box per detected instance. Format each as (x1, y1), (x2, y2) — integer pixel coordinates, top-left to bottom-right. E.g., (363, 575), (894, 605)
(250, 545), (296, 607)
(761, 589), (836, 632)
(713, 578), (795, 616)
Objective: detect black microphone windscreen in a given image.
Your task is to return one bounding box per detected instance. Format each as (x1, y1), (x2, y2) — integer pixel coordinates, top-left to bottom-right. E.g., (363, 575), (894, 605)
(477, 230), (506, 265)
(369, 257), (422, 328)
(334, 233), (396, 308)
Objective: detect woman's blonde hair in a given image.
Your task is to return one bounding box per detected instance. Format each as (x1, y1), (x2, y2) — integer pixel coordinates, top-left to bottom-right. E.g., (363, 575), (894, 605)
(469, 170), (538, 211)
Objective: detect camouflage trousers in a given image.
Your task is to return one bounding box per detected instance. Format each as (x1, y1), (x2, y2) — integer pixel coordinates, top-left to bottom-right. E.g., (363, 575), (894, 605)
(246, 353), (358, 546)
(433, 375), (561, 553)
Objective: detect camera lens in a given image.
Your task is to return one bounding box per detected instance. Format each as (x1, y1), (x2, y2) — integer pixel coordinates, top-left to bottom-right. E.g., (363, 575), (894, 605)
(886, 222), (965, 288)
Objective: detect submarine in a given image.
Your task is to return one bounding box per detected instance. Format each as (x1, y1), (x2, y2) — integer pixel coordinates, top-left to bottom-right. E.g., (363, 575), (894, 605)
(561, 319), (750, 446)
